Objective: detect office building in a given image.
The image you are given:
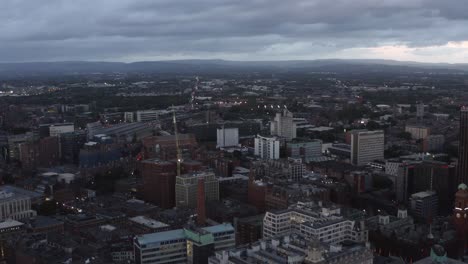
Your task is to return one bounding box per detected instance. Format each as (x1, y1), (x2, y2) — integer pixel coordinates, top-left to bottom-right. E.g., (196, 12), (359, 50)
(405, 124), (430, 140)
(134, 223), (235, 264)
(140, 159), (177, 209)
(175, 171), (219, 208)
(208, 232), (373, 264)
(287, 139), (322, 161)
(409, 191), (438, 221)
(458, 106), (468, 185)
(254, 135), (280, 160)
(263, 201), (368, 244)
(270, 109), (296, 141)
(0, 190), (36, 221)
(350, 130), (384, 166)
(216, 127), (239, 148)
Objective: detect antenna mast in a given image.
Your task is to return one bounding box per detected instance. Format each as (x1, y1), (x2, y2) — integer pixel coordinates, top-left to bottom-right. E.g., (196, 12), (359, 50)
(173, 107), (182, 177)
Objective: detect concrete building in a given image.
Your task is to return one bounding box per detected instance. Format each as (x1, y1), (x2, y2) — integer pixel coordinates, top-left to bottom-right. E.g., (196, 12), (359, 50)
(124, 112), (135, 122)
(208, 232), (373, 264)
(350, 130), (384, 166)
(134, 223), (235, 264)
(0, 190), (36, 221)
(136, 110), (159, 122)
(263, 158), (306, 182)
(405, 124), (430, 140)
(216, 127), (239, 148)
(270, 109), (297, 141)
(47, 123), (75, 137)
(175, 171), (219, 208)
(263, 202), (368, 244)
(254, 135), (280, 160)
(409, 191), (438, 221)
(287, 139), (322, 161)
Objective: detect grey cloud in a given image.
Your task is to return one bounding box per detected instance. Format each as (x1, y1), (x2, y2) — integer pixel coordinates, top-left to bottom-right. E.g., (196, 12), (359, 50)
(1, 0), (468, 62)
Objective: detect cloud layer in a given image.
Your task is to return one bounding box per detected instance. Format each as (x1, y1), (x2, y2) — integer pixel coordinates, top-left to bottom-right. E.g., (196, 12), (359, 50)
(2, 0), (468, 62)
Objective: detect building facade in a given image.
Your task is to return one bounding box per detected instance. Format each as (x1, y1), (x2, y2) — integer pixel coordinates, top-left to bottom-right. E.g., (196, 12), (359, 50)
(350, 130), (384, 166)
(216, 127), (239, 148)
(254, 135), (280, 160)
(263, 202), (368, 244)
(175, 171), (219, 208)
(134, 223), (235, 264)
(270, 109), (297, 141)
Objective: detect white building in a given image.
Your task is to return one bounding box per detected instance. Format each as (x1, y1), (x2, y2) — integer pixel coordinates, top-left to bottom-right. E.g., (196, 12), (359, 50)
(216, 127), (239, 148)
(124, 112), (135, 123)
(208, 233), (373, 264)
(270, 109), (297, 141)
(263, 202), (368, 244)
(0, 190), (36, 221)
(350, 130), (384, 166)
(136, 110), (159, 122)
(48, 123), (74, 137)
(254, 135), (280, 160)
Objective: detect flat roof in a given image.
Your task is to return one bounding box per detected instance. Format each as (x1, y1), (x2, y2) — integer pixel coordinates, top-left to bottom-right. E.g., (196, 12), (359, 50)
(129, 216), (169, 229)
(0, 219), (24, 229)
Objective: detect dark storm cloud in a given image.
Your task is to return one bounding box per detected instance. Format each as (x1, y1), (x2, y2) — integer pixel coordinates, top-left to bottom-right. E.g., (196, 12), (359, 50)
(1, 0), (468, 62)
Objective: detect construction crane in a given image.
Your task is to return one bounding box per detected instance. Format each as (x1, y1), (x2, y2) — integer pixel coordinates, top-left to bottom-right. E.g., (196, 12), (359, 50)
(172, 107), (182, 177)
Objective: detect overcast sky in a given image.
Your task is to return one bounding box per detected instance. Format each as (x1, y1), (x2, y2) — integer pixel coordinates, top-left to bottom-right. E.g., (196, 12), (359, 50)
(2, 0), (468, 63)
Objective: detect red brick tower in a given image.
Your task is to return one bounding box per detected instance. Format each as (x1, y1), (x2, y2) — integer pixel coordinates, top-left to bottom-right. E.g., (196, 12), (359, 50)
(454, 183), (468, 256)
(197, 178), (206, 226)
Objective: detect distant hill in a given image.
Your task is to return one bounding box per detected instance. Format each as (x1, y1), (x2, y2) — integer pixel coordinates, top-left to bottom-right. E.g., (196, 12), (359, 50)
(0, 59), (467, 78)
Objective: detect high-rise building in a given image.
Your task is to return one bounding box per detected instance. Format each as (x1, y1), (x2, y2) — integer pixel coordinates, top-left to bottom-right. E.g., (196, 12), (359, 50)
(270, 109), (296, 141)
(175, 171), (219, 208)
(216, 127), (239, 148)
(140, 159), (177, 209)
(60, 131), (87, 164)
(254, 135), (280, 160)
(458, 107), (468, 185)
(350, 130), (384, 166)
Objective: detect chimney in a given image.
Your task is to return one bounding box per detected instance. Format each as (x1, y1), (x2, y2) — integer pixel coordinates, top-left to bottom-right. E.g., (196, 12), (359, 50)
(197, 178), (206, 226)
